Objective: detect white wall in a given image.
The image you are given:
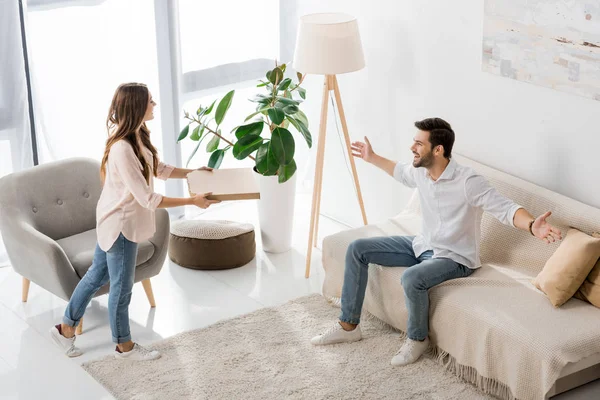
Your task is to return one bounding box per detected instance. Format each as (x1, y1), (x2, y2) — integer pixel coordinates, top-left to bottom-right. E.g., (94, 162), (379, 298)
(284, 0), (600, 228)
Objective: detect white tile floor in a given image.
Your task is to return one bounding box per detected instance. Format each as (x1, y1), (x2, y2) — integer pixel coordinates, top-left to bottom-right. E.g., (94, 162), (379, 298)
(0, 193), (599, 399)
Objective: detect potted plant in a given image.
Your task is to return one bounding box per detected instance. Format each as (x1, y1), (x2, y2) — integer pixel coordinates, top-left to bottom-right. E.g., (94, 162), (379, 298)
(177, 62), (311, 253)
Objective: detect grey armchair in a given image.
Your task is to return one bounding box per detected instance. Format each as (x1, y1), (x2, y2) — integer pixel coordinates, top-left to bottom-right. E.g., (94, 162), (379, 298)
(0, 158), (170, 333)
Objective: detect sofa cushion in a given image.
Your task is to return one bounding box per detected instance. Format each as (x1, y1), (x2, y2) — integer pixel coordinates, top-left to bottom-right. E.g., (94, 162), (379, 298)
(532, 228), (600, 307)
(57, 228), (155, 278)
(574, 232), (600, 307)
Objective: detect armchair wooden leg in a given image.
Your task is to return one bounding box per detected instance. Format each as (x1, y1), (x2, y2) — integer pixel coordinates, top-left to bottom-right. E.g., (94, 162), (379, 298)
(142, 279), (156, 308)
(22, 278), (30, 302)
(76, 318), (83, 335)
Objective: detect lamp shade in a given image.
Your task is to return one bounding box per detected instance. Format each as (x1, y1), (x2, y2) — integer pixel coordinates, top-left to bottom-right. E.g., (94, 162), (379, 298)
(293, 13), (365, 75)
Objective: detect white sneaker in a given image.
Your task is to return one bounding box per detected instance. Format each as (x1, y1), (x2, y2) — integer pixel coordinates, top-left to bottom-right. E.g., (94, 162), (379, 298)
(391, 337), (430, 366)
(114, 343), (161, 361)
(49, 325), (83, 358)
(311, 322), (362, 346)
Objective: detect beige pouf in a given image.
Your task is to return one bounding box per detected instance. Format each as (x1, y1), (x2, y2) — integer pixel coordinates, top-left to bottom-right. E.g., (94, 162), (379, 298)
(168, 220), (256, 270)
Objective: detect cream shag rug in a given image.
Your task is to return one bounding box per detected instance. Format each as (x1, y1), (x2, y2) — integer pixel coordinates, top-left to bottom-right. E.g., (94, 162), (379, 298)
(83, 295), (494, 400)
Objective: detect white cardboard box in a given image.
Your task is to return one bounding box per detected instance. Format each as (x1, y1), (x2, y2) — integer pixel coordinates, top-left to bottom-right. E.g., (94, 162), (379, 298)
(186, 168), (260, 201)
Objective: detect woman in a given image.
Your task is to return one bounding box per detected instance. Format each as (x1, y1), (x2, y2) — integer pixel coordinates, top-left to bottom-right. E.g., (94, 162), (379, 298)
(49, 83), (218, 361)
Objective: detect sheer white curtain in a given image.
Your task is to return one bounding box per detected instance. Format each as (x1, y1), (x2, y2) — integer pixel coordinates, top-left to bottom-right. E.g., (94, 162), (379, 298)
(0, 0), (35, 267)
(26, 0), (166, 192)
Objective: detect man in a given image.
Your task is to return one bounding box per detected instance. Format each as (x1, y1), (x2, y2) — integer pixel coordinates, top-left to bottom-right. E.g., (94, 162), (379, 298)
(311, 118), (561, 366)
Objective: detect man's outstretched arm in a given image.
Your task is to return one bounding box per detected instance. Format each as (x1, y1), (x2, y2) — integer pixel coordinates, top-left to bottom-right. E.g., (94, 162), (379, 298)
(465, 174), (562, 244)
(352, 137), (416, 187)
(513, 208), (562, 244)
(351, 137), (395, 175)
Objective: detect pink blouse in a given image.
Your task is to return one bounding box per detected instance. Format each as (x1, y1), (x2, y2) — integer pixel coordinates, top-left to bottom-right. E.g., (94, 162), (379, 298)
(96, 140), (174, 251)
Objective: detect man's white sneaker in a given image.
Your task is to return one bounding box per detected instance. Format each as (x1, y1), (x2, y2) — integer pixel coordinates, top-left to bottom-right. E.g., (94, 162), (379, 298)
(114, 343), (161, 361)
(311, 322), (362, 346)
(391, 337), (430, 366)
(49, 325), (83, 358)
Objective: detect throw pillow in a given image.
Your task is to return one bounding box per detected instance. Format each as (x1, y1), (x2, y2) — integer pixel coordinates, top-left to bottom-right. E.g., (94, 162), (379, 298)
(574, 232), (600, 308)
(532, 228), (600, 307)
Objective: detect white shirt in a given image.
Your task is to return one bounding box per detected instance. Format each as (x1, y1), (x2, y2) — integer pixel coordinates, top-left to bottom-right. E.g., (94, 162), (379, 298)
(394, 158), (522, 269)
(96, 140), (174, 251)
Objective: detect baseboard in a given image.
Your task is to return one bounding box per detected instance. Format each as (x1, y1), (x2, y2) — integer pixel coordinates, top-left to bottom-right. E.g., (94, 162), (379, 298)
(546, 364), (600, 398)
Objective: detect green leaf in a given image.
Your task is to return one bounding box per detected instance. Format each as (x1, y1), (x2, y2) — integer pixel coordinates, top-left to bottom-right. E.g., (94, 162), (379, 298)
(287, 117), (312, 148)
(206, 134), (220, 152)
(277, 78), (292, 92)
(255, 143), (279, 176)
(185, 128), (211, 167)
(207, 149), (225, 169)
(245, 111), (262, 122)
(280, 64), (287, 73)
(277, 159), (297, 183)
(257, 81), (269, 87)
(283, 105), (299, 115)
(233, 134), (263, 160)
(186, 141), (201, 167)
(297, 87), (306, 100)
(275, 96), (300, 106)
(274, 68), (284, 85)
(177, 124), (190, 142)
(267, 108), (285, 125)
(205, 99), (216, 115)
(282, 119), (290, 129)
(270, 127), (295, 165)
(190, 124), (204, 141)
(294, 109), (309, 128)
(297, 72), (303, 81)
(235, 121), (264, 139)
(215, 90), (235, 126)
(250, 94), (272, 105)
(283, 90), (292, 100)
(268, 67), (283, 85)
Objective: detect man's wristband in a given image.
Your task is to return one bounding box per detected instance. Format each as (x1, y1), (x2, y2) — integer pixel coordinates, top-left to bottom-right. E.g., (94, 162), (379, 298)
(528, 219), (535, 236)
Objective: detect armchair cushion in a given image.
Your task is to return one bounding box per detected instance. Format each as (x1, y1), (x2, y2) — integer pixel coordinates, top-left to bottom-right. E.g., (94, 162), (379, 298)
(57, 228), (155, 278)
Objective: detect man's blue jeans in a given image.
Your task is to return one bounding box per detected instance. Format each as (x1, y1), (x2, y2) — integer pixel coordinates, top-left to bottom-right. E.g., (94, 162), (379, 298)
(63, 233), (138, 344)
(340, 236), (473, 341)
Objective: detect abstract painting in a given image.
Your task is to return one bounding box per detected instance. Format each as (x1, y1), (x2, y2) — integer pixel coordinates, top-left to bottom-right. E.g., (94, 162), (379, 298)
(482, 1), (600, 101)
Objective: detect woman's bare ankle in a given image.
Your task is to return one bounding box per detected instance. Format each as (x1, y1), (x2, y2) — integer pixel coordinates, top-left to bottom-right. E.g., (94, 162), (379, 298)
(339, 321), (358, 331)
(60, 323), (76, 338)
(117, 341), (135, 353)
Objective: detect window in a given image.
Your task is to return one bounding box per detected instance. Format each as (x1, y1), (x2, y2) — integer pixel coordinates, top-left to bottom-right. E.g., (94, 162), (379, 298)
(178, 0), (279, 94)
(26, 0), (166, 191)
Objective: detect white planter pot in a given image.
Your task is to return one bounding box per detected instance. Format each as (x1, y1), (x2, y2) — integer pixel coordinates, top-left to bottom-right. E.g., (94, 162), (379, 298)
(255, 170), (297, 253)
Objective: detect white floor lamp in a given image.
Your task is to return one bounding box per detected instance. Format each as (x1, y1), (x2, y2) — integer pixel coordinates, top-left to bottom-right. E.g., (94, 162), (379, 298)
(293, 13), (368, 278)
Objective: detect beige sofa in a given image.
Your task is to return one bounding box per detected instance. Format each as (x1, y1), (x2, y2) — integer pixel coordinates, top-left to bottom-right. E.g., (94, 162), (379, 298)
(321, 154), (600, 400)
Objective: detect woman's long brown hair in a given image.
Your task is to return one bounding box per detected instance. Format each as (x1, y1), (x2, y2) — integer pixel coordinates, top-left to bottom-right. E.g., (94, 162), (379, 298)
(100, 83), (158, 184)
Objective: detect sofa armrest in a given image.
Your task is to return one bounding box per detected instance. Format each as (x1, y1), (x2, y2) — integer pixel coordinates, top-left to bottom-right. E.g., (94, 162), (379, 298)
(322, 224), (391, 300)
(321, 212), (422, 300)
(5, 221), (80, 301)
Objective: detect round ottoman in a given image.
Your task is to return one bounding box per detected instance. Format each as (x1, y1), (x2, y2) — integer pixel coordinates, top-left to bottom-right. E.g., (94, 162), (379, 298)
(168, 220), (256, 270)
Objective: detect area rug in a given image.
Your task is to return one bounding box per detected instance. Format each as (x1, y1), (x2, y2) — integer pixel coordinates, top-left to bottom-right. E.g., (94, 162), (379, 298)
(82, 294), (494, 400)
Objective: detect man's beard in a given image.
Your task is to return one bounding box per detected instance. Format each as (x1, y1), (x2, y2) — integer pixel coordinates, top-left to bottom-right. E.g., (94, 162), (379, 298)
(412, 150), (434, 168)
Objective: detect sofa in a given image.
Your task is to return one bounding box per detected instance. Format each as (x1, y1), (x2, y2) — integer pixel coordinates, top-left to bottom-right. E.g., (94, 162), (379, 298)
(0, 158), (170, 332)
(321, 154), (600, 400)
